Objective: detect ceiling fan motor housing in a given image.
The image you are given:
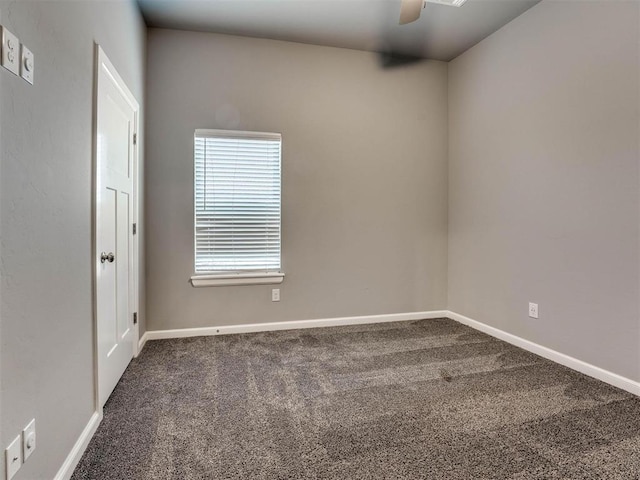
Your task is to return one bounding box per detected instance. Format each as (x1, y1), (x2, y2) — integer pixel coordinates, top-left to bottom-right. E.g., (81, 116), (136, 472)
(399, 0), (468, 24)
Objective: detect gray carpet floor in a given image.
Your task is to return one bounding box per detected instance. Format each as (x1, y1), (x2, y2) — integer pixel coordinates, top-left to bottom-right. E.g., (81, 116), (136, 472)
(72, 318), (640, 479)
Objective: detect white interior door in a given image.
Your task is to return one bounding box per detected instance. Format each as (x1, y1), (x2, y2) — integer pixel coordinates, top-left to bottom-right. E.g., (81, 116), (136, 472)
(96, 46), (139, 408)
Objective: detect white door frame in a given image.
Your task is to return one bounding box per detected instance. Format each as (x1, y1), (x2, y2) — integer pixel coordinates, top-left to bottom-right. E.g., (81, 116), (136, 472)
(92, 44), (140, 413)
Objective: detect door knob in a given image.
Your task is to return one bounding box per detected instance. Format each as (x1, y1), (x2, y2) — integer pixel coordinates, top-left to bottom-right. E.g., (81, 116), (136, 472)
(100, 252), (115, 263)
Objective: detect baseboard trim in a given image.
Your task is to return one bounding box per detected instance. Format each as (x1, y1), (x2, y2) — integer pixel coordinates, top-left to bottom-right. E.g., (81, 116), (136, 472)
(52, 308), (638, 480)
(446, 310), (640, 397)
(145, 310), (449, 341)
(137, 331), (149, 355)
(53, 410), (102, 480)
(136, 309), (640, 396)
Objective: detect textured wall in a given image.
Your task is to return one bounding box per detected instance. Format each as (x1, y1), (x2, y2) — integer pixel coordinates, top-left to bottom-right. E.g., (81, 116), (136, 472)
(145, 29), (449, 331)
(4, 3), (638, 479)
(448, 0), (640, 381)
(0, 1), (146, 478)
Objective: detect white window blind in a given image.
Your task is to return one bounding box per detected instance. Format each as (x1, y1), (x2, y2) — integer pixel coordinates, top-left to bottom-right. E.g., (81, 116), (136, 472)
(194, 129), (282, 274)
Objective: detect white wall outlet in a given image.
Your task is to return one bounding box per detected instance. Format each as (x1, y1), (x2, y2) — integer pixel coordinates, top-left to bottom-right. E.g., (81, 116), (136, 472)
(20, 44), (33, 84)
(5, 435), (22, 480)
(529, 302), (539, 319)
(271, 288), (280, 302)
(1, 26), (20, 75)
(22, 419), (36, 461)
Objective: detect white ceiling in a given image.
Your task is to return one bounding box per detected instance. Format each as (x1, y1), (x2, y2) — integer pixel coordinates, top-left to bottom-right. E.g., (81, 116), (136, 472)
(137, 0), (541, 61)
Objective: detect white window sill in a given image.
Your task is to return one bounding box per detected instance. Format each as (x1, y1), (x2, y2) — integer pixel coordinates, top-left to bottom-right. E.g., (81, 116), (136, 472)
(190, 272), (285, 287)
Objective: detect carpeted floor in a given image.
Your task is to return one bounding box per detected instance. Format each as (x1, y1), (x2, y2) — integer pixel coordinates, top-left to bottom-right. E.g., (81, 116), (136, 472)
(72, 318), (640, 479)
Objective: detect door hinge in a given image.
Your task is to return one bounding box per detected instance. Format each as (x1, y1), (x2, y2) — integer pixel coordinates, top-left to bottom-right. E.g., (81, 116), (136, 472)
(132, 223), (137, 235)
(133, 312), (138, 325)
(133, 133), (137, 145)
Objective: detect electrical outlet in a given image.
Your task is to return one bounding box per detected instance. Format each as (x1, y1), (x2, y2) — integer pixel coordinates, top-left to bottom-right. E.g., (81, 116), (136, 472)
(1, 26), (20, 75)
(22, 419), (36, 461)
(5, 435), (22, 480)
(528, 302), (539, 319)
(271, 288), (280, 302)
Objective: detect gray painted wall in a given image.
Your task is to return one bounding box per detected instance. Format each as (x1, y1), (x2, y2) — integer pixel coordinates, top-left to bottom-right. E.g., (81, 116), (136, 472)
(2, 1), (638, 478)
(145, 29), (449, 331)
(0, 1), (146, 478)
(448, 0), (640, 381)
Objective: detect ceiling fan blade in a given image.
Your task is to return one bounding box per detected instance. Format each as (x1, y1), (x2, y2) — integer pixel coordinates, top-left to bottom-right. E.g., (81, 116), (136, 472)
(399, 0), (424, 25)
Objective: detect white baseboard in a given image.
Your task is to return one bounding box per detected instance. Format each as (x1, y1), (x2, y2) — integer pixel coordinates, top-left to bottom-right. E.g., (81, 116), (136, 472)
(144, 310), (449, 341)
(447, 310), (640, 397)
(137, 331), (149, 355)
(53, 308), (638, 480)
(138, 309), (640, 396)
(53, 410), (102, 480)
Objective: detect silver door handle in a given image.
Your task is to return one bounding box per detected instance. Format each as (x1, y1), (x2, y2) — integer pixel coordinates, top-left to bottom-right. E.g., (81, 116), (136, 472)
(100, 252), (115, 263)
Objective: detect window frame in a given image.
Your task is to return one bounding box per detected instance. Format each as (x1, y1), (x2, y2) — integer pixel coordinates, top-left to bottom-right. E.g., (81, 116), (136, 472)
(190, 128), (284, 287)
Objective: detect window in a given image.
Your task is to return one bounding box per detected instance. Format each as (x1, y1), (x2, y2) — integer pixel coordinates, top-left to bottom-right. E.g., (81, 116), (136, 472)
(191, 129), (283, 287)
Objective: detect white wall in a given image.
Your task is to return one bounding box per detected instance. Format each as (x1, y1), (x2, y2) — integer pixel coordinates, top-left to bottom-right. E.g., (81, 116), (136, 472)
(0, 1), (146, 478)
(448, 0), (640, 381)
(145, 29), (450, 331)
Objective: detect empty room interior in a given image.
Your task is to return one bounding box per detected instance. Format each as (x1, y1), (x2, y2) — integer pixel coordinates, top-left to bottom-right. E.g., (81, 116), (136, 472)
(1, 0), (640, 478)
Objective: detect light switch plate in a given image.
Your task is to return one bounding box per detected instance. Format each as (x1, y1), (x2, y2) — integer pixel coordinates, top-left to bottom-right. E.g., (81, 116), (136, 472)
(22, 419), (36, 461)
(1, 26), (19, 75)
(20, 44), (33, 84)
(5, 435), (22, 480)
